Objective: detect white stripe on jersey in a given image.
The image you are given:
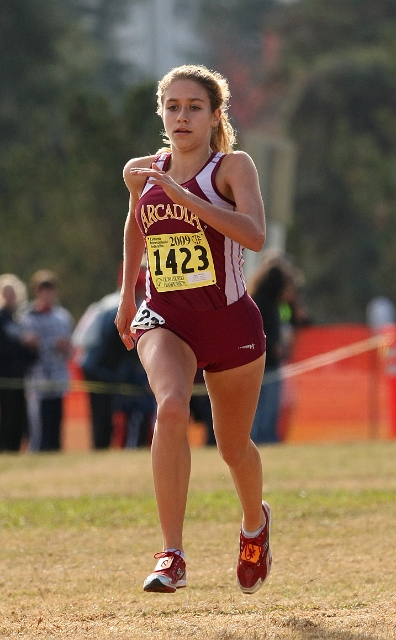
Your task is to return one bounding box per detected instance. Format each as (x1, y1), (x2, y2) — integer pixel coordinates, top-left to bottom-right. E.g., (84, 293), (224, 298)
(223, 236), (246, 304)
(195, 153), (246, 305)
(140, 154), (168, 198)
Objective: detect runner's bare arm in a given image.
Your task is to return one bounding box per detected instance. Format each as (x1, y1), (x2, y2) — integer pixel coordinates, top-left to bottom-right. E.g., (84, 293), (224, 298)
(115, 157), (155, 349)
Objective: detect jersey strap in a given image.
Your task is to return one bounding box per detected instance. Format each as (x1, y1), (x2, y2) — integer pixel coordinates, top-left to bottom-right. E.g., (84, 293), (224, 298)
(140, 153), (169, 198)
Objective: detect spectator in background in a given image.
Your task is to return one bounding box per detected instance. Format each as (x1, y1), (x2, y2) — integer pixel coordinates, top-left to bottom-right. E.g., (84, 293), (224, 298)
(21, 270), (74, 452)
(0, 275), (37, 452)
(190, 368), (216, 445)
(248, 251), (296, 444)
(114, 341), (156, 449)
(72, 266), (154, 449)
(366, 296), (396, 333)
(73, 287), (123, 449)
(276, 262), (311, 441)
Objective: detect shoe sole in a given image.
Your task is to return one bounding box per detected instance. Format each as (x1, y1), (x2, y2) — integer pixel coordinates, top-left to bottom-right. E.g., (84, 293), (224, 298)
(143, 577), (187, 593)
(238, 500), (272, 595)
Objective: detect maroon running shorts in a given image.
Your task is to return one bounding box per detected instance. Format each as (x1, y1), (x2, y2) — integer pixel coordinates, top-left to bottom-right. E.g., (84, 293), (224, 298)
(135, 291), (266, 372)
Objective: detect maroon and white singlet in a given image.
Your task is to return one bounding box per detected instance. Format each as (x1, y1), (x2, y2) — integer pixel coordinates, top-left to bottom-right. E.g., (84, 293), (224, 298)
(134, 151), (266, 372)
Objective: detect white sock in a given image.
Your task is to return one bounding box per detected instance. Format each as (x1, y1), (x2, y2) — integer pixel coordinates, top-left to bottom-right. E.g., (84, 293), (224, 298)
(242, 522), (265, 538)
(165, 548), (185, 559)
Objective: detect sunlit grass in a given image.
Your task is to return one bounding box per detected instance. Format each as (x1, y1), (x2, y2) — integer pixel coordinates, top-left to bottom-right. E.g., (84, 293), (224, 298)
(0, 442), (395, 638)
(1, 487), (395, 528)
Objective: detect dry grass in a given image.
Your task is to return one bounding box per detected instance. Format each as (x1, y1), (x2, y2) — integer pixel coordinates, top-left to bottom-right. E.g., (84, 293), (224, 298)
(0, 441), (395, 639)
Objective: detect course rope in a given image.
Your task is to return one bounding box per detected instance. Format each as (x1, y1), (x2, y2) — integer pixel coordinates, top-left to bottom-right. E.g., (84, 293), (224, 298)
(0, 332), (391, 396)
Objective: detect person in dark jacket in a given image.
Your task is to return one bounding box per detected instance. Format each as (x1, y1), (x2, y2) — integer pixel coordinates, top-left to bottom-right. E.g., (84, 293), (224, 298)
(0, 276), (37, 452)
(248, 254), (295, 444)
(77, 291), (126, 449)
(72, 267), (154, 449)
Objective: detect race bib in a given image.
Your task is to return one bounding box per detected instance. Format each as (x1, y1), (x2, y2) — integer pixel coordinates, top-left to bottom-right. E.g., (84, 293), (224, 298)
(131, 300), (166, 331)
(146, 232), (216, 292)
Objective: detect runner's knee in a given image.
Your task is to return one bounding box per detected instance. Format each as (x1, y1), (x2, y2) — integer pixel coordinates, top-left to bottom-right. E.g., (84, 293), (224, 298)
(156, 392), (190, 432)
(217, 439), (250, 469)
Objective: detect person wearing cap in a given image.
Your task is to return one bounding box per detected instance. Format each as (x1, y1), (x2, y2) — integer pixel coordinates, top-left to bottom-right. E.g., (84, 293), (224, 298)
(21, 270), (74, 451)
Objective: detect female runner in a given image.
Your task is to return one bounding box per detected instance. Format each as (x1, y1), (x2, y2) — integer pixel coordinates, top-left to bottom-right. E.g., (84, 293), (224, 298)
(115, 64), (271, 594)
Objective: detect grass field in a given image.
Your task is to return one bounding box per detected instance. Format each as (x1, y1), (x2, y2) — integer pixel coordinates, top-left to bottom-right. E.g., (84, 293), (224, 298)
(0, 441), (395, 639)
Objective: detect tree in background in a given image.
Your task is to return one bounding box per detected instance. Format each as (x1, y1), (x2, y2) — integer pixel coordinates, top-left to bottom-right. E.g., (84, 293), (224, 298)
(0, 0), (97, 154)
(196, 0), (396, 322)
(196, 0), (277, 130)
(0, 82), (161, 320)
(65, 0), (133, 98)
(57, 83), (160, 315)
(272, 0), (396, 321)
(0, 0), (101, 317)
(0, 0), (160, 320)
(283, 52), (396, 321)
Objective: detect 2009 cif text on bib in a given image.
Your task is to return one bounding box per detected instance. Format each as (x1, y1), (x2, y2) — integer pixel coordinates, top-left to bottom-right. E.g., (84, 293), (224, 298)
(146, 232), (216, 292)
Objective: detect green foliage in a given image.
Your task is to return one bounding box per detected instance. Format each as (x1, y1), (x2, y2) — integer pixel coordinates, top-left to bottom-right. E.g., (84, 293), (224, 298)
(275, 1), (396, 321)
(122, 82), (163, 157)
(0, 85), (161, 319)
(198, 0), (396, 321)
(0, 0), (97, 152)
(64, 0), (134, 97)
(275, 0), (396, 68)
(0, 0), (161, 321)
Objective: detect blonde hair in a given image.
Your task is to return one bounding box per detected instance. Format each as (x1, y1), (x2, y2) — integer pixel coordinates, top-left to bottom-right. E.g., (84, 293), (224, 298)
(156, 64), (236, 154)
(0, 273), (27, 308)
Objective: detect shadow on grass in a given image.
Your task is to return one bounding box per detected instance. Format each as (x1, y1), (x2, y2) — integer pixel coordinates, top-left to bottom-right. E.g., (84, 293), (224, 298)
(279, 615), (387, 640)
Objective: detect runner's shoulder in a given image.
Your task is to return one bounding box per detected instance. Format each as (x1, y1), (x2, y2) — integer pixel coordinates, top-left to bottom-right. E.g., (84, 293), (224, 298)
(220, 150), (257, 174)
(123, 154), (157, 175)
(123, 155), (158, 195)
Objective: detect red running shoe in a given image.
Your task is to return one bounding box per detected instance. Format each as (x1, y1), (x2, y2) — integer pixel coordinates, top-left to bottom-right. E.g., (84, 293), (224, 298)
(237, 501), (272, 594)
(143, 550), (187, 593)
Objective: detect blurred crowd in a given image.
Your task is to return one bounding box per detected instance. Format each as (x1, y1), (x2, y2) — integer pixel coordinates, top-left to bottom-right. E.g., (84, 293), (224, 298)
(0, 267), (158, 453)
(0, 252), (311, 453)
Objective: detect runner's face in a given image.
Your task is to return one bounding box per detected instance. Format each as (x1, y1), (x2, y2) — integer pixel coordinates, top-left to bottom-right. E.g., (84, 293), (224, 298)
(162, 79), (220, 150)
